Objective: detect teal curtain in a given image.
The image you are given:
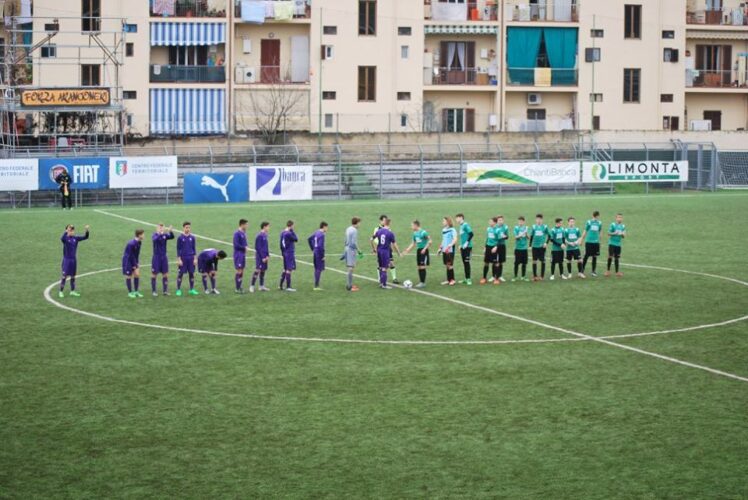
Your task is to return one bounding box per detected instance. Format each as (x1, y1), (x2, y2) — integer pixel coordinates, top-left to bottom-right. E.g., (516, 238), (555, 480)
(543, 28), (578, 85)
(507, 27), (543, 85)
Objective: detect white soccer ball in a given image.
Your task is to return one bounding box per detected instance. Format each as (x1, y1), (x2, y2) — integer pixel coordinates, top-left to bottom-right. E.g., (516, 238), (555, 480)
(403, 280), (413, 289)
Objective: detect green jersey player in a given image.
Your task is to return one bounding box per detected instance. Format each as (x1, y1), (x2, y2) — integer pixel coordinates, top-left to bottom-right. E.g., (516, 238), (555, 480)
(403, 220), (432, 288)
(455, 213), (474, 285)
(494, 215), (510, 283)
(512, 216), (530, 282)
(547, 218), (566, 281)
(530, 214), (549, 281)
(564, 217), (584, 278)
(581, 210), (603, 277)
(481, 217), (499, 284)
(606, 213), (627, 277)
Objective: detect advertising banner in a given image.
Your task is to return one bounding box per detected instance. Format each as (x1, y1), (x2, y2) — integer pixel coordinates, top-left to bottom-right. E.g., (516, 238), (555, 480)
(109, 156), (178, 188)
(20, 88), (111, 107)
(249, 165), (313, 201)
(466, 162), (580, 185)
(582, 161), (689, 183)
(184, 173), (249, 204)
(39, 157), (109, 190)
(0, 159), (39, 191)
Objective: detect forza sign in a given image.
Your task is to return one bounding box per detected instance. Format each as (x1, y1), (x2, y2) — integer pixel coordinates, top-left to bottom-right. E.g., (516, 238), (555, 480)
(583, 161), (689, 183)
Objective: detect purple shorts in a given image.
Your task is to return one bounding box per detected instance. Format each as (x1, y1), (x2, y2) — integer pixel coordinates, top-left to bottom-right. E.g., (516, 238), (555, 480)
(61, 258), (77, 277)
(122, 258), (139, 276)
(151, 255), (169, 274)
(234, 252), (246, 270)
(255, 255), (268, 271)
(198, 257), (217, 274)
(313, 253), (325, 271)
(179, 257), (196, 275)
(377, 250), (391, 269)
(282, 252), (296, 271)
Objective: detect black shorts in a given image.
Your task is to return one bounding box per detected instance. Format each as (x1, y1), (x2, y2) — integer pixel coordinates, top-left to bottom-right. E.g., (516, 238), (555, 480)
(442, 252), (454, 266)
(514, 249), (528, 265)
(551, 250), (564, 264)
(566, 249), (581, 261)
(585, 242), (600, 257)
(531, 247), (546, 261)
(460, 247), (472, 263)
(416, 249), (430, 267)
(484, 245), (499, 264)
(496, 245), (507, 263)
(609, 245), (622, 258)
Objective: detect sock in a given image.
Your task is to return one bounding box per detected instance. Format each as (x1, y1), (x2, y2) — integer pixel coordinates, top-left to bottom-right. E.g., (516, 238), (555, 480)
(251, 271), (258, 286)
(151, 278), (157, 293)
(492, 264), (499, 280)
(126, 278), (132, 293)
(163, 277), (168, 293)
(235, 273), (242, 290)
(70, 278), (76, 291)
(464, 262), (471, 280)
(418, 268), (426, 283)
(578, 262), (583, 273)
(582, 255), (589, 271)
(314, 269), (321, 287)
(210, 276), (216, 289)
(347, 269), (353, 288)
(189, 274), (195, 290)
(379, 270), (387, 286)
(498, 263), (503, 278)
(391, 267), (397, 281)
(514, 261), (519, 277)
(483, 265), (489, 279)
(177, 272), (183, 290)
(615, 258), (620, 273)
(592, 257), (597, 273)
(448, 268), (455, 281)
(202, 275), (208, 291)
(607, 258), (613, 271)
(60, 277), (67, 291)
(286, 273), (292, 288)
(533, 263), (538, 277)
(551, 262), (556, 275)
(521, 263), (527, 277)
(259, 271), (265, 286)
(280, 273), (286, 289)
(541, 262), (546, 278)
(134, 277), (140, 291)
(567, 262), (572, 275)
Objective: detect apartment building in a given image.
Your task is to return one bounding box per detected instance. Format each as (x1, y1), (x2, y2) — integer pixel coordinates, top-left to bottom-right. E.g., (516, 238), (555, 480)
(1, 0), (747, 142)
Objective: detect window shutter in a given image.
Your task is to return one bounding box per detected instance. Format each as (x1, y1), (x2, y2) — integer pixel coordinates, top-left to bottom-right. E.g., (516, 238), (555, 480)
(466, 108), (475, 132)
(440, 41), (448, 69)
(467, 41), (476, 70)
(442, 108), (449, 132)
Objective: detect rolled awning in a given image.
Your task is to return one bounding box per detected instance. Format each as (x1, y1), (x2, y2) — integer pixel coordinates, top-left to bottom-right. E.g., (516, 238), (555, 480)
(150, 88), (226, 135)
(687, 29), (748, 40)
(150, 22), (226, 46)
(425, 24), (498, 35)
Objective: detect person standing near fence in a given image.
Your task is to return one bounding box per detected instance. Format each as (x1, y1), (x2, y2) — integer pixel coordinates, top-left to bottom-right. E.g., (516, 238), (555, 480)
(455, 214), (474, 286)
(55, 169), (73, 210)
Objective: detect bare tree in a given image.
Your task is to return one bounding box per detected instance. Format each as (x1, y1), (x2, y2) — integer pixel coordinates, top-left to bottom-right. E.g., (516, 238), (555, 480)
(242, 71), (306, 145)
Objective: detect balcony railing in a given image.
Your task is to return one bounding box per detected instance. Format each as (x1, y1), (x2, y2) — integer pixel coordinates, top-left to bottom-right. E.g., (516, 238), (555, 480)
(686, 8), (748, 26)
(429, 67), (497, 86)
(234, 0), (312, 21)
(686, 68), (748, 88)
(424, 1), (499, 22)
(505, 0), (579, 22)
(150, 0), (227, 18)
(506, 67), (578, 86)
(150, 65), (226, 83)
(506, 116), (575, 132)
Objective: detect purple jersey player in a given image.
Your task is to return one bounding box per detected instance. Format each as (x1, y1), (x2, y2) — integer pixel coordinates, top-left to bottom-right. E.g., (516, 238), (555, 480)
(151, 223), (174, 296)
(59, 224), (89, 298)
(122, 229), (146, 298)
(308, 222), (328, 290)
(198, 248), (227, 294)
(250, 222), (271, 293)
(279, 220), (298, 292)
(233, 218), (250, 294)
(374, 220), (401, 289)
(176, 221), (199, 296)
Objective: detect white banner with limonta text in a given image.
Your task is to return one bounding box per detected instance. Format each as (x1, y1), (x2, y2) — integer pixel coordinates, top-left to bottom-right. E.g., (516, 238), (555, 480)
(582, 161), (689, 183)
(249, 165), (313, 201)
(108, 156), (178, 188)
(0, 159), (39, 191)
(466, 162), (580, 185)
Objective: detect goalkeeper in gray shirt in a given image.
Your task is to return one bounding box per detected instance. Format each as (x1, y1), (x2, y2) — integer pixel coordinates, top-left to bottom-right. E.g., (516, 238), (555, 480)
(342, 216), (362, 292)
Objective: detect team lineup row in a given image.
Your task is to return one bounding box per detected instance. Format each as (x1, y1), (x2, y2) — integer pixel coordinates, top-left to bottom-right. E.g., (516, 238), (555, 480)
(56, 211), (627, 297)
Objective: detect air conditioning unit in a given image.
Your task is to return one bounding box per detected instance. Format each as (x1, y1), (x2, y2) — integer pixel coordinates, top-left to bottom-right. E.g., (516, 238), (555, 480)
(528, 93), (542, 105)
(235, 65), (256, 84)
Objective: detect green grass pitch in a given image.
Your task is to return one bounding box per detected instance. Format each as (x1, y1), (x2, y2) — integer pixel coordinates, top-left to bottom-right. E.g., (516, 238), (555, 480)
(1, 192), (747, 498)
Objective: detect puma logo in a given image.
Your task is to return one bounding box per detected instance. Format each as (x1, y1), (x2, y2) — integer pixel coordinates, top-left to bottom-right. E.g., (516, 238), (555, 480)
(201, 175), (234, 202)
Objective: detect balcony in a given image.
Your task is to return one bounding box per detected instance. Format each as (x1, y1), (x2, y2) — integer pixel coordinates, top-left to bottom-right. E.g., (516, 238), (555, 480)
(424, 0), (498, 22)
(686, 68), (748, 89)
(505, 0), (578, 23)
(151, 0), (227, 17)
(150, 65), (226, 83)
(506, 116), (575, 132)
(428, 66), (497, 86)
(235, 0), (311, 22)
(506, 67), (578, 87)
(687, 8), (748, 26)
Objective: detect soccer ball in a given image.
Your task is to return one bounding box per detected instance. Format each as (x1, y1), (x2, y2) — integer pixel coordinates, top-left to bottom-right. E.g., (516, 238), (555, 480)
(403, 280), (413, 289)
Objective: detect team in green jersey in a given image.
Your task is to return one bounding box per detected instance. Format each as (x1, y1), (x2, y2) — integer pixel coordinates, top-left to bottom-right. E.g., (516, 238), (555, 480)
(481, 216), (510, 285)
(455, 213), (474, 285)
(402, 220), (432, 288)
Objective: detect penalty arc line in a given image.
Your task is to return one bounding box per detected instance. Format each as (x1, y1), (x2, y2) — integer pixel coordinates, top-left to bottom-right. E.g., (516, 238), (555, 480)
(87, 208), (748, 383)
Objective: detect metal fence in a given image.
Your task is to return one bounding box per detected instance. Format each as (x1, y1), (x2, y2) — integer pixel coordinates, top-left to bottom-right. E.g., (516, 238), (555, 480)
(0, 141), (729, 209)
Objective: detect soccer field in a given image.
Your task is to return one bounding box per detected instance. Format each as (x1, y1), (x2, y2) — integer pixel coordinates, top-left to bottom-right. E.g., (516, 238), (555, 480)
(1, 192), (747, 498)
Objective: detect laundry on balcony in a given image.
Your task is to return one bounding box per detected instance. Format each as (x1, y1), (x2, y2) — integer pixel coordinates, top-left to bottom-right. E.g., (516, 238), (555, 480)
(507, 27), (577, 85)
(431, 1), (468, 21)
(240, 0), (266, 23)
(152, 0), (177, 16)
(150, 21), (227, 46)
(274, 1), (294, 20)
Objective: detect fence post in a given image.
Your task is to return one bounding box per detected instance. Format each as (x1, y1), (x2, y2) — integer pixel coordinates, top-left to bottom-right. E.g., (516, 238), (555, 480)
(336, 144), (342, 200)
(208, 146), (214, 172)
(252, 145), (257, 166)
(27, 190), (31, 208)
(644, 143), (649, 194)
(710, 146), (718, 191)
(418, 145), (424, 198)
(378, 144), (384, 199)
(534, 142), (540, 161)
(696, 144), (704, 190)
(166, 186), (169, 205)
(295, 145), (300, 166)
(121, 188), (124, 206)
(680, 143), (687, 192)
(458, 144), (464, 197)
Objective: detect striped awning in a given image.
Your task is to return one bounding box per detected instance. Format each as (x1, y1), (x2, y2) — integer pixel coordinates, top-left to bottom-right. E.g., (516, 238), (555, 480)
(150, 88), (226, 135)
(687, 29), (748, 40)
(150, 22), (226, 46)
(425, 24), (498, 35)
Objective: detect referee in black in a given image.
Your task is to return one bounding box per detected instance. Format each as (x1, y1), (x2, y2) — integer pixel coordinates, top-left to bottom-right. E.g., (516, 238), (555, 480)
(55, 169), (73, 210)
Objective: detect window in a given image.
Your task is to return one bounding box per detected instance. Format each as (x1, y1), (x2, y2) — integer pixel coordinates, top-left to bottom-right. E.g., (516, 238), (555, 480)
(81, 64), (101, 86)
(624, 5), (641, 39)
(401, 45), (409, 59)
(442, 108), (475, 133)
(126, 114), (134, 127)
(664, 48), (679, 62)
(123, 90), (137, 99)
(703, 110), (721, 130)
(324, 113), (334, 128)
(662, 30), (675, 39)
(585, 48), (601, 62)
(400, 114), (408, 127)
(398, 26), (412, 36)
(82, 0), (101, 32)
(358, 66), (376, 101)
(123, 24), (137, 33)
(322, 91), (336, 100)
(126, 42), (134, 57)
(169, 46), (208, 66)
(527, 109), (546, 121)
(41, 45), (57, 58)
(358, 0), (376, 36)
(592, 116), (600, 130)
(321, 45), (334, 60)
(591, 29), (604, 38)
(623, 68), (640, 103)
(323, 26), (337, 35)
(663, 116), (679, 130)
(397, 92), (411, 101)
(660, 93), (674, 103)
(590, 93), (603, 102)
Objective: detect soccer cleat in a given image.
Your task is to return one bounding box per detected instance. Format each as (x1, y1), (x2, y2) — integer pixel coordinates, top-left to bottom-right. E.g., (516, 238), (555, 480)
(285, 288), (297, 292)
(152, 292), (159, 297)
(499, 277), (506, 283)
(249, 285), (255, 293)
(492, 279), (500, 285)
(58, 291), (65, 298)
(448, 280), (456, 286)
(135, 291), (144, 298)
(591, 272), (598, 277)
(511, 277), (517, 282)
(392, 279), (400, 285)
(415, 282), (426, 288)
(465, 279), (472, 286)
(235, 289), (245, 294)
(176, 289), (183, 297)
(522, 277), (530, 282)
(69, 291), (81, 297)
(212, 289), (221, 295)
(350, 285), (360, 292)
(578, 273), (586, 279)
(313, 287), (323, 291)
(188, 289), (200, 296)
(550, 275), (555, 281)
(205, 289), (212, 295)
(441, 280), (450, 285)
(163, 291), (170, 296)
(259, 286), (270, 292)
(479, 278), (488, 285)
(128, 292), (137, 299)
(616, 272), (624, 278)
(561, 274), (569, 280)
(380, 285), (392, 290)
(605, 271), (611, 277)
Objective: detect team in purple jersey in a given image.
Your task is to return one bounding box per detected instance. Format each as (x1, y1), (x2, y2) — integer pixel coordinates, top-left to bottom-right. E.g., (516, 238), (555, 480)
(151, 224), (175, 296)
(59, 224), (90, 297)
(373, 218), (402, 289)
(250, 221), (271, 293)
(233, 219), (250, 294)
(122, 229), (146, 298)
(198, 248), (228, 294)
(176, 221), (199, 296)
(308, 222), (328, 290)
(279, 220), (299, 292)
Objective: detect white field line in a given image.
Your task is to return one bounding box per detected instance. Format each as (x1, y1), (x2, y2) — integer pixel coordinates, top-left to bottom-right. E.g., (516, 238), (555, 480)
(81, 208), (748, 383)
